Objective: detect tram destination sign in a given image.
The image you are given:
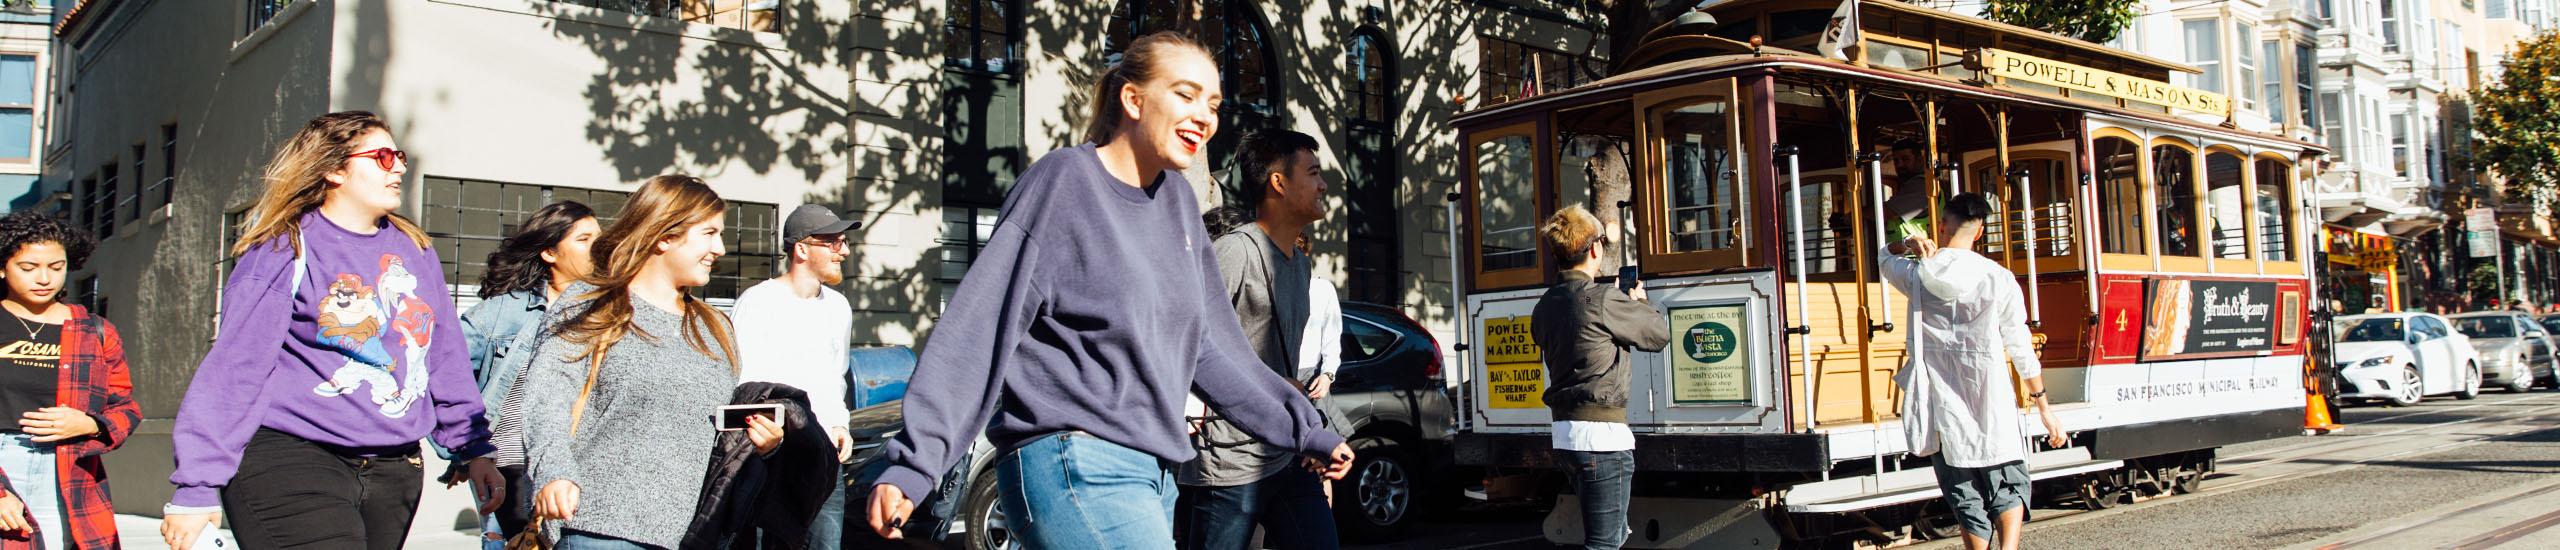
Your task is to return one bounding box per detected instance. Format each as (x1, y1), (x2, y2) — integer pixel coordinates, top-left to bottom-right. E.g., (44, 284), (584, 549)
(1481, 315), (1546, 409)
(2139, 279), (2280, 361)
(1976, 48), (2232, 116)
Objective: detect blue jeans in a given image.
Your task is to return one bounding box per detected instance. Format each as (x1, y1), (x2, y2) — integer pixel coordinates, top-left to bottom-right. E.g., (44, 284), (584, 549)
(558, 530), (661, 550)
(995, 432), (1179, 550)
(1553, 450), (1633, 550)
(805, 463), (847, 550)
(0, 433), (60, 550)
(1177, 466), (1339, 550)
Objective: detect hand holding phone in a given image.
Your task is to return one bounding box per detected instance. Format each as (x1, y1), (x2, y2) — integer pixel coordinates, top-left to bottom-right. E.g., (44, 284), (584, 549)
(718, 404), (783, 432)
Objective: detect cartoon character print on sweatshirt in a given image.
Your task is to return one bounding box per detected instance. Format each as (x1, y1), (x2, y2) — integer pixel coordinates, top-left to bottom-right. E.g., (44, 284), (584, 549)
(313, 272), (401, 407)
(376, 254), (435, 417)
(310, 254), (438, 418)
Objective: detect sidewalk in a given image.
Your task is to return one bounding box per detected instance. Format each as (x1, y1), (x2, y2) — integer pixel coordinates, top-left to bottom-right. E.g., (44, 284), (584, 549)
(110, 451), (485, 550)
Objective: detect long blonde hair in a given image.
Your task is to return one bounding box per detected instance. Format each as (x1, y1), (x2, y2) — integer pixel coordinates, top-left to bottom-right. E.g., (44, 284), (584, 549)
(233, 111), (431, 256)
(555, 175), (739, 370)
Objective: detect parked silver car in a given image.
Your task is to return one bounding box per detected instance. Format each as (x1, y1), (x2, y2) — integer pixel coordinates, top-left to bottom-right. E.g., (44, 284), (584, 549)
(2448, 311), (2557, 392)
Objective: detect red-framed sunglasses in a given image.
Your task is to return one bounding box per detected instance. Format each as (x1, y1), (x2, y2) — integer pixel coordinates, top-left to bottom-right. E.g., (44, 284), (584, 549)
(346, 147), (410, 171)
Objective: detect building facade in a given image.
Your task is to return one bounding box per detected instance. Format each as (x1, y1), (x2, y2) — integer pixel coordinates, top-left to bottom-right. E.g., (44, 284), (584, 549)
(49, 0), (843, 514)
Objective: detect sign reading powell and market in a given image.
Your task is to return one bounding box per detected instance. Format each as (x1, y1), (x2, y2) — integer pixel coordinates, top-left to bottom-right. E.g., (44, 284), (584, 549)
(2138, 279), (2279, 360)
(1976, 48), (2232, 116)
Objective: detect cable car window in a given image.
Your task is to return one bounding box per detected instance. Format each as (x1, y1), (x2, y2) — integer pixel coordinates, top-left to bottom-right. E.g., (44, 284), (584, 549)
(2153, 143), (2199, 257)
(2096, 137), (2144, 254)
(2206, 151), (2249, 259)
(2255, 158), (2295, 261)
(1477, 134), (1539, 272)
(1661, 96), (1747, 254)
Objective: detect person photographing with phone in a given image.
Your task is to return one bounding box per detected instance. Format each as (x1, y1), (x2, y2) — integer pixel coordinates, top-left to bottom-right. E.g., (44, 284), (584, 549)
(1879, 193), (2067, 550)
(1531, 205), (1668, 550)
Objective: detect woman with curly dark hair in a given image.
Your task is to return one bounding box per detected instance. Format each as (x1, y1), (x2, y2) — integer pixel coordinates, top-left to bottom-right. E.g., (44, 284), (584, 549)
(0, 211), (142, 550)
(460, 200), (597, 543)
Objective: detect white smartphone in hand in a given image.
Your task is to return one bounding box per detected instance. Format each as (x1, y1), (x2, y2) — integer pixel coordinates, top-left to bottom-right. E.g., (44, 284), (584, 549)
(717, 404), (783, 432)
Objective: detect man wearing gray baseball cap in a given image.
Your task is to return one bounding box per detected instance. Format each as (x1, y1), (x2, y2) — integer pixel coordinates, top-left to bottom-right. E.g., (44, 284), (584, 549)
(734, 203), (861, 548)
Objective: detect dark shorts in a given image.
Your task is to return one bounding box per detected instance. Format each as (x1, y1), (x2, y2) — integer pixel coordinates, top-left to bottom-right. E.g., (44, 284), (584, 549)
(1931, 460), (2030, 539)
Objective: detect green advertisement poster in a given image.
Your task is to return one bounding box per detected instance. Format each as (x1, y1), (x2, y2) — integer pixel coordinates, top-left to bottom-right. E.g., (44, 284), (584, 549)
(1669, 303), (1751, 405)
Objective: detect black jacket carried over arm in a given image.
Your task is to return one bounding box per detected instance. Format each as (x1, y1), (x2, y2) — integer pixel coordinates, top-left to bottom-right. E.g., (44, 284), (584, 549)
(683, 382), (843, 550)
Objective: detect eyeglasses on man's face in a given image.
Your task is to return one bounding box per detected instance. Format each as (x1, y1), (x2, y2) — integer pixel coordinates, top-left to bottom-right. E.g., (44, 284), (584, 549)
(799, 237), (849, 252)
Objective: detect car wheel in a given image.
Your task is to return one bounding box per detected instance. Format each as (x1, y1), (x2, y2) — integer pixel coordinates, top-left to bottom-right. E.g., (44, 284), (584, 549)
(2511, 364), (2536, 393)
(961, 467), (1017, 550)
(2391, 366), (2424, 407)
(2458, 363), (2483, 400)
(1333, 436), (1416, 541)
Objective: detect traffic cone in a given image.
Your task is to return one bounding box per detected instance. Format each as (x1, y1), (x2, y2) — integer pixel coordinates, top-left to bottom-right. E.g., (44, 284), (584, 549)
(2303, 389), (2342, 435)
(2304, 357), (2343, 434)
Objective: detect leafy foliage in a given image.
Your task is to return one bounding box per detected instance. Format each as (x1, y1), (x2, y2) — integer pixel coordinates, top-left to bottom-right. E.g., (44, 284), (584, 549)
(2471, 31), (2560, 213)
(1977, 0), (2141, 44)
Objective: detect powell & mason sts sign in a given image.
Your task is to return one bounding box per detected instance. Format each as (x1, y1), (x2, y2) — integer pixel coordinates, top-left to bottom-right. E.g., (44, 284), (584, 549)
(1974, 48), (2231, 116)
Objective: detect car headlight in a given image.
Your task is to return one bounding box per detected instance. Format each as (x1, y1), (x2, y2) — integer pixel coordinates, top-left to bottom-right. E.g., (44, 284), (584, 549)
(2353, 355), (2396, 368)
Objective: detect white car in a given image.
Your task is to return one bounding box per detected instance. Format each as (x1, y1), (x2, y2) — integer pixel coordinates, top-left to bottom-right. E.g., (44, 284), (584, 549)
(2333, 313), (2484, 406)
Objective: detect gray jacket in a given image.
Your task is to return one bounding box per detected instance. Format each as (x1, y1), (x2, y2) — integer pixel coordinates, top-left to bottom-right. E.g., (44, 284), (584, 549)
(522, 283), (739, 547)
(1531, 271), (1670, 423)
(1179, 224), (1311, 487)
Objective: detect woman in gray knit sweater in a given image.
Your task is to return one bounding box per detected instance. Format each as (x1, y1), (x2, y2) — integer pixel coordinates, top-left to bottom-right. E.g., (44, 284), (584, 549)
(520, 175), (786, 549)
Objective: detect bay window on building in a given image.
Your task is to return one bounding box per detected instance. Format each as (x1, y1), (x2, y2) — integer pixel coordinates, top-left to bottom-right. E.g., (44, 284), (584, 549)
(2182, 20), (2223, 93)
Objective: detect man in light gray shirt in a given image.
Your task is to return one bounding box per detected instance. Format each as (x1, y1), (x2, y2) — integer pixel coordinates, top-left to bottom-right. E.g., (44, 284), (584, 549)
(1179, 130), (1339, 550)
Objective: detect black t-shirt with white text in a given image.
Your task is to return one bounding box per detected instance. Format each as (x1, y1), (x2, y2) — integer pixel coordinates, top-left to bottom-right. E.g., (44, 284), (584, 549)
(0, 319), (61, 430)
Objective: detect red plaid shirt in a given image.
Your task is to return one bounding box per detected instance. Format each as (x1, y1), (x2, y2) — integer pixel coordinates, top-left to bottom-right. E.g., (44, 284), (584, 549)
(0, 305), (140, 550)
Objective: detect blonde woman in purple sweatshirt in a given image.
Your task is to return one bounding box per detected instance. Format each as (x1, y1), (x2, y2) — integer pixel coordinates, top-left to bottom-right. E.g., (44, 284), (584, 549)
(161, 112), (502, 550)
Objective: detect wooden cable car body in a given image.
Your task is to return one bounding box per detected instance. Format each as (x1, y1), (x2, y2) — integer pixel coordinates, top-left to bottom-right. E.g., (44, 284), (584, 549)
(1445, 1), (2320, 546)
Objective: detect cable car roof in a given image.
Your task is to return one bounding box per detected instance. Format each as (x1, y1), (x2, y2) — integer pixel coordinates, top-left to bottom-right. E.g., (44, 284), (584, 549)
(1453, 52), (2328, 156)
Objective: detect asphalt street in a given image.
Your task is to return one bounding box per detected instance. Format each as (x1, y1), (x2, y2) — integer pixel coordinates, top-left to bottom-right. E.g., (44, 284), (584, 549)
(1358, 390), (2560, 550)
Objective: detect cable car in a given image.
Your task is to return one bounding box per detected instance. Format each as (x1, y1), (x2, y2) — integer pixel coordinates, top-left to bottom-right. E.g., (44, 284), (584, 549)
(1445, 1), (2321, 547)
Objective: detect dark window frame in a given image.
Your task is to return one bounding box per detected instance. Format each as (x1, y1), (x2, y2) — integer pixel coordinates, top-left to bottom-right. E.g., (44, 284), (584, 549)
(1344, 28), (1401, 306)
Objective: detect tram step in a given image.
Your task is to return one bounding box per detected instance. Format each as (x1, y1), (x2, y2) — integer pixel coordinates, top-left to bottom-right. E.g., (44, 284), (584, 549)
(1783, 447), (2120, 513)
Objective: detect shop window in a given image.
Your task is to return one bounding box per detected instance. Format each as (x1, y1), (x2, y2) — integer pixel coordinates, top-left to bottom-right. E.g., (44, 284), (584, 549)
(2206, 151), (2249, 259)
(2096, 137), (2144, 254)
(2153, 143), (2199, 257)
(2255, 158), (2296, 261)
(415, 177), (774, 301)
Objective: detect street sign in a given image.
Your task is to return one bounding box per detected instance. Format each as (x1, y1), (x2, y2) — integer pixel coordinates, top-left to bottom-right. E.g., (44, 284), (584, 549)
(2471, 231), (2499, 258)
(2467, 207), (2498, 232)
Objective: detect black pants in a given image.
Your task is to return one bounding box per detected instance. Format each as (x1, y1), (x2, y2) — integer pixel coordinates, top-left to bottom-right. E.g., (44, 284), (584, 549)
(222, 429), (424, 550)
(494, 465), (533, 538)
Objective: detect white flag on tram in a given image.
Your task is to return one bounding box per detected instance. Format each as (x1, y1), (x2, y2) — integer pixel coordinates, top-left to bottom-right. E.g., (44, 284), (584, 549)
(1818, 0), (1861, 60)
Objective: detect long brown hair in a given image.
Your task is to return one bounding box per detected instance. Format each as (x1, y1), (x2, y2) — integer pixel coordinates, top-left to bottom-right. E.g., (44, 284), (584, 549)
(555, 175), (739, 370)
(1083, 31), (1212, 145)
(233, 111), (431, 256)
